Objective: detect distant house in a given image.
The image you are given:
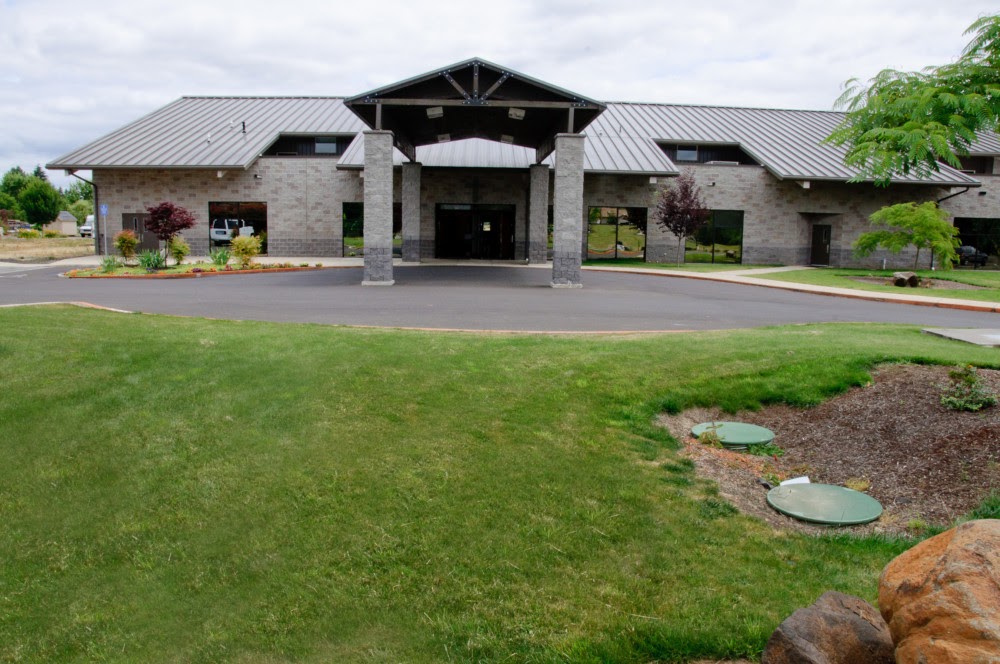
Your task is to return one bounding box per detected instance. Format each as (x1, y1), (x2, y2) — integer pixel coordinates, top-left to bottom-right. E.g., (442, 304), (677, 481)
(48, 211), (79, 236)
(48, 57), (1000, 285)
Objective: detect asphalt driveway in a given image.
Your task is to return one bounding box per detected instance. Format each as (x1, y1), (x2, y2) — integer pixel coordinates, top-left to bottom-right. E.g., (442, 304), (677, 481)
(0, 264), (997, 332)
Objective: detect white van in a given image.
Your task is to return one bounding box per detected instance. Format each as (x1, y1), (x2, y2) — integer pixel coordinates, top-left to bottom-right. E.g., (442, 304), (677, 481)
(210, 218), (250, 244)
(79, 215), (95, 237)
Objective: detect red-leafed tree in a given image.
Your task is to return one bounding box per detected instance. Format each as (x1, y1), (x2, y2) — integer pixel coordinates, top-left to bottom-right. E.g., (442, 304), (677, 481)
(653, 172), (710, 265)
(145, 202), (196, 263)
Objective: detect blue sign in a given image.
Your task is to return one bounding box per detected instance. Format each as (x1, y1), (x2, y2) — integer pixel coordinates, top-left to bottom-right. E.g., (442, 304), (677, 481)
(99, 204), (108, 216)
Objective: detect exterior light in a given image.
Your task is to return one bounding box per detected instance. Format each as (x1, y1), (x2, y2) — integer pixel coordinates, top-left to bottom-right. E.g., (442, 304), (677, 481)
(426, 106), (444, 119)
(437, 133), (451, 143)
(508, 108), (525, 120)
(500, 134), (514, 144)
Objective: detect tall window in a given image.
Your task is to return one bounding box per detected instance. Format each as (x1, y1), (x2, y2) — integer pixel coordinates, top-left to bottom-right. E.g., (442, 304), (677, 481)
(686, 210), (744, 264)
(587, 207), (647, 260)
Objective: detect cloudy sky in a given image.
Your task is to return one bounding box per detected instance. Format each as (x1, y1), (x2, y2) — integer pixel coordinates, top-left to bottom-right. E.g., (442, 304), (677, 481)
(1, 0), (996, 188)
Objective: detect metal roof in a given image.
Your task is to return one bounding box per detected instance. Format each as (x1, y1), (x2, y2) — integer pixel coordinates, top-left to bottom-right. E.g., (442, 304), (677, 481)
(48, 97), (366, 170)
(48, 95), (985, 186)
(590, 103), (980, 186)
(336, 133), (678, 175)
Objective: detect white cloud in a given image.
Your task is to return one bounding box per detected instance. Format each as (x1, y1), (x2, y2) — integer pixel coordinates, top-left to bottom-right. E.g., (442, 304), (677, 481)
(0, 0), (995, 188)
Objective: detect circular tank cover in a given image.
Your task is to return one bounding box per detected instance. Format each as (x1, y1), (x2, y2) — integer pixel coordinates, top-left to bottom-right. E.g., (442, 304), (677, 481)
(691, 421), (775, 449)
(767, 483), (883, 525)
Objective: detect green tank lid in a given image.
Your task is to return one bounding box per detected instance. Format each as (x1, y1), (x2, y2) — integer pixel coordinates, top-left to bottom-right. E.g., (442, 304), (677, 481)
(691, 421), (775, 450)
(766, 484), (883, 526)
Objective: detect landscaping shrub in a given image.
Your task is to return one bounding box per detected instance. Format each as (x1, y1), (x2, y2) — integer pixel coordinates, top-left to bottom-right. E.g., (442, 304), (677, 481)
(43, 230), (60, 238)
(209, 247), (231, 267)
(137, 249), (166, 271)
(230, 235), (261, 269)
(113, 230), (138, 262)
(168, 236), (190, 265)
(17, 228), (40, 239)
(940, 364), (998, 411)
(100, 256), (120, 273)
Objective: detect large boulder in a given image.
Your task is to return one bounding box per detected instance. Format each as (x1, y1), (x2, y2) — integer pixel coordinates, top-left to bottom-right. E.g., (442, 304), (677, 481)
(761, 591), (894, 663)
(879, 519), (1000, 663)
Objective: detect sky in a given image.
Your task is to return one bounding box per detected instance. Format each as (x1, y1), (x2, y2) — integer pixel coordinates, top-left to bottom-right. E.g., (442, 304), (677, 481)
(1, 0), (997, 189)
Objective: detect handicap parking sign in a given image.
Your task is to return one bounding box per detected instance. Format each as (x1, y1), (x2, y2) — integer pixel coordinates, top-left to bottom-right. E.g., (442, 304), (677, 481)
(99, 204), (108, 216)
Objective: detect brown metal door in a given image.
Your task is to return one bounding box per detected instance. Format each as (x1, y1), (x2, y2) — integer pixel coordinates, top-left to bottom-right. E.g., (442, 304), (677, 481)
(122, 213), (159, 251)
(811, 224), (831, 265)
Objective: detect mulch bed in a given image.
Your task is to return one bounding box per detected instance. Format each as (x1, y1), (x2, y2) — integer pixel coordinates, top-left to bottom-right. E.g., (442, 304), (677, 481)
(849, 276), (985, 290)
(658, 364), (1000, 536)
(64, 266), (330, 279)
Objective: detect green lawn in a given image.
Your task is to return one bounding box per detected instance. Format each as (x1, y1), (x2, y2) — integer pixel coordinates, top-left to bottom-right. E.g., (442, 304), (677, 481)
(584, 259), (775, 273)
(755, 268), (1000, 303)
(2, 308), (998, 662)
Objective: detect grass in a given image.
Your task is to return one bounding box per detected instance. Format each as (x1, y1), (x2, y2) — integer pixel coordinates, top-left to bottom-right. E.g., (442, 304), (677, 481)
(0, 236), (94, 261)
(755, 268), (1000, 303)
(584, 259), (776, 272)
(2, 309), (999, 662)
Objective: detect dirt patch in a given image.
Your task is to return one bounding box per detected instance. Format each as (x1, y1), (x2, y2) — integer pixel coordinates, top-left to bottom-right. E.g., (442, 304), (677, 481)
(849, 276), (985, 290)
(0, 237), (95, 262)
(658, 364), (1000, 536)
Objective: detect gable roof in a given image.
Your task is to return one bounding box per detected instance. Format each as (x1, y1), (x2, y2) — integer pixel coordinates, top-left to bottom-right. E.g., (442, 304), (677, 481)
(48, 96), (984, 186)
(49, 97), (365, 170)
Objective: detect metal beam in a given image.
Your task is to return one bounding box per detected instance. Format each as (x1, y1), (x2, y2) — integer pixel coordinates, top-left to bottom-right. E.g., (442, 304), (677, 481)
(442, 72), (471, 101)
(351, 98), (598, 109)
(472, 63), (479, 98)
(480, 72), (511, 101)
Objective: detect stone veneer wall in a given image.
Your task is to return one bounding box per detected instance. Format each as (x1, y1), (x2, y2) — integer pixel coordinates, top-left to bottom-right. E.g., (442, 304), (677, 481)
(95, 159), (998, 267)
(94, 157), (364, 257)
(418, 169), (530, 260)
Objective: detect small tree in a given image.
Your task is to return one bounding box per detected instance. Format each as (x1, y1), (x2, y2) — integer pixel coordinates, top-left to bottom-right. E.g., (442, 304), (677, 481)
(145, 202), (196, 263)
(853, 202), (959, 270)
(18, 179), (62, 227)
(652, 172), (710, 264)
(168, 236), (190, 265)
(230, 234), (261, 269)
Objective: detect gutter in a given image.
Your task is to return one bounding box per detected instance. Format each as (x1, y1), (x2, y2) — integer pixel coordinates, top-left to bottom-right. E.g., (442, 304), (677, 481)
(937, 186), (971, 204)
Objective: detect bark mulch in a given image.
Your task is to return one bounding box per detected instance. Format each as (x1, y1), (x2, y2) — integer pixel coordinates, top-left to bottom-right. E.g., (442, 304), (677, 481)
(658, 364), (1000, 536)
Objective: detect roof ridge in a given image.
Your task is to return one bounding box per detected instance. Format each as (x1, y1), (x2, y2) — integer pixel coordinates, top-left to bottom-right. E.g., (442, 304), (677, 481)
(605, 100), (842, 115)
(179, 95), (348, 100)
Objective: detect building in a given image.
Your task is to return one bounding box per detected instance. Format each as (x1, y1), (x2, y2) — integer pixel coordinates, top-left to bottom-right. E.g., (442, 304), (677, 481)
(49, 58), (1000, 285)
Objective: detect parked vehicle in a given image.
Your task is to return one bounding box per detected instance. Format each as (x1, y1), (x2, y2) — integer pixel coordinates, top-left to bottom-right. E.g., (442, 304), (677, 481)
(79, 215), (95, 237)
(955, 245), (989, 268)
(210, 218), (250, 244)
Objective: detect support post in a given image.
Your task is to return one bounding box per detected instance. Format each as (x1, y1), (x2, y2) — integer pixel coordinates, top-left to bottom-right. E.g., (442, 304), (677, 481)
(402, 162), (421, 262)
(551, 133), (585, 288)
(528, 164), (549, 264)
(362, 130), (395, 285)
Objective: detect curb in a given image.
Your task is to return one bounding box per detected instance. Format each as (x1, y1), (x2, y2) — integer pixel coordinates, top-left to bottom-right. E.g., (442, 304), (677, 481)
(582, 267), (1000, 314)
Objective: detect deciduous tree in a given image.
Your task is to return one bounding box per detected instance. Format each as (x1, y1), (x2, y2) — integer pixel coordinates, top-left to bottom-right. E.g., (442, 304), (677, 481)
(828, 15), (1000, 185)
(853, 202), (959, 269)
(652, 172), (710, 264)
(1, 167), (30, 199)
(145, 202), (196, 263)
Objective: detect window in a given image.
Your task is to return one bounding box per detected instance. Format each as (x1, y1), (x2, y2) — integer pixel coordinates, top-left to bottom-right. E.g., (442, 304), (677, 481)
(676, 146), (698, 161)
(587, 207), (647, 260)
(687, 210), (744, 264)
(262, 135), (353, 157)
(957, 156), (995, 175)
(208, 202), (267, 250)
(315, 137), (343, 155)
(342, 202), (403, 256)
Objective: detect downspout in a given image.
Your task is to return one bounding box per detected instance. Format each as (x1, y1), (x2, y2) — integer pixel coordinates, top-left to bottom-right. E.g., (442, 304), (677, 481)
(69, 171), (102, 255)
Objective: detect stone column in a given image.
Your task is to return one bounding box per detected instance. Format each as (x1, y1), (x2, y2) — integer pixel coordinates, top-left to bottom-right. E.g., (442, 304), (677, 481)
(401, 161), (421, 263)
(551, 133), (585, 287)
(528, 164), (550, 264)
(645, 207), (679, 263)
(362, 130), (394, 285)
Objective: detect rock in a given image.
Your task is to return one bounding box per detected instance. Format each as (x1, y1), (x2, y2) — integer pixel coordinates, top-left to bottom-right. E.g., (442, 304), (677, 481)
(879, 519), (1000, 663)
(761, 591), (894, 663)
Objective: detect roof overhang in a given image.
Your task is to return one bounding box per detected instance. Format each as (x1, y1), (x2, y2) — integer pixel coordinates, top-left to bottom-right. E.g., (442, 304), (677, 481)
(344, 58), (605, 163)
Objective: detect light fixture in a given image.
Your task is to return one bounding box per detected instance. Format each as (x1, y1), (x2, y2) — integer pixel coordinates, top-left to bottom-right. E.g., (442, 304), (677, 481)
(437, 133), (451, 143)
(500, 134), (514, 144)
(979, 191), (988, 196)
(508, 108), (525, 120)
(426, 106), (444, 119)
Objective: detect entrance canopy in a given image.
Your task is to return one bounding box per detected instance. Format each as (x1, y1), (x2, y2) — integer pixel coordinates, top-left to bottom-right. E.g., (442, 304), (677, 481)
(344, 57), (605, 162)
